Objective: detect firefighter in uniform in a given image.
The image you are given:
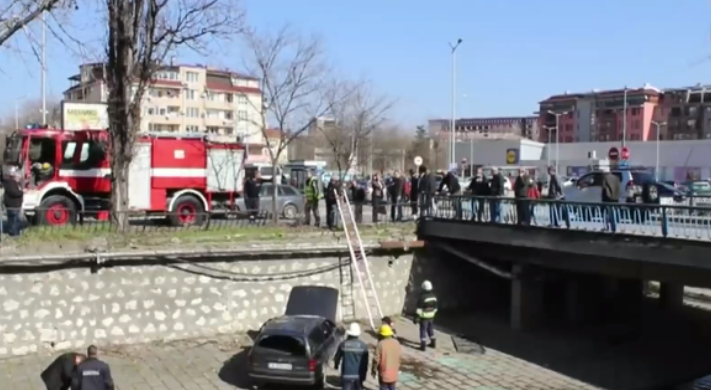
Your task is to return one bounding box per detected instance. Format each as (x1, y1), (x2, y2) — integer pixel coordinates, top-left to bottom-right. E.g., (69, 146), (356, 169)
(333, 323), (369, 390)
(414, 280), (438, 351)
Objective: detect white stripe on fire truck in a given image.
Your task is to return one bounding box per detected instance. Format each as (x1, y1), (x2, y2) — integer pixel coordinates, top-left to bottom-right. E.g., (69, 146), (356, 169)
(58, 168), (207, 178)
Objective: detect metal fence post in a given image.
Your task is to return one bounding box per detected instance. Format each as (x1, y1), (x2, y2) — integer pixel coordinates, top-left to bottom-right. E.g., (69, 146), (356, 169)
(661, 205), (668, 238)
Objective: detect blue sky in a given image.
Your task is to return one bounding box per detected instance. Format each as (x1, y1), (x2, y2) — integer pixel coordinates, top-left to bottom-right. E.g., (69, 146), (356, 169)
(1, 0), (711, 128)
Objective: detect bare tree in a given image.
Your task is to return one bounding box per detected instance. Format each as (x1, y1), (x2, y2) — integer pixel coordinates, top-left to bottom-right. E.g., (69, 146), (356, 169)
(104, 0), (244, 229)
(241, 25), (352, 222)
(319, 81), (393, 178)
(0, 0), (71, 47)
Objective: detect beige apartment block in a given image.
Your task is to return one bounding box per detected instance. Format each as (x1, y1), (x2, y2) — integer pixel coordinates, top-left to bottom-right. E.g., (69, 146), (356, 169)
(63, 62), (264, 143)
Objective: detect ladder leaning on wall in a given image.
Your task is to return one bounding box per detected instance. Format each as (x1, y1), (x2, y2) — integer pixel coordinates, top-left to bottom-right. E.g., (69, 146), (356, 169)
(334, 188), (384, 331)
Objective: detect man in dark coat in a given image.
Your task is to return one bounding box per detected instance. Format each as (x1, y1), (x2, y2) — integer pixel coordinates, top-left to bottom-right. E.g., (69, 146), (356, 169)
(489, 167), (505, 223)
(2, 169), (24, 237)
(325, 177), (339, 230)
(408, 169), (419, 217)
(417, 166), (437, 217)
(244, 173), (261, 222)
(438, 168), (462, 219)
(466, 167), (490, 221)
(513, 168), (532, 225)
(41, 352), (85, 390)
(546, 166), (568, 227)
(601, 167), (621, 232)
(350, 179), (366, 224)
(387, 170), (404, 221)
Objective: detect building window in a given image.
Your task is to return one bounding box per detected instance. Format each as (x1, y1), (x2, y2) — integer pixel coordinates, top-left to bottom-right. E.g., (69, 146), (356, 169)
(186, 125), (199, 132)
(147, 107), (155, 115)
(225, 93), (233, 103)
(633, 120), (640, 130)
(186, 107), (200, 118)
(238, 110), (248, 121)
(687, 106), (698, 116)
(687, 119), (697, 129)
(225, 111), (233, 120)
(156, 71), (179, 80)
(184, 89), (196, 100)
(238, 95), (247, 105)
(185, 72), (199, 82)
(631, 108), (639, 116)
(207, 126), (219, 134)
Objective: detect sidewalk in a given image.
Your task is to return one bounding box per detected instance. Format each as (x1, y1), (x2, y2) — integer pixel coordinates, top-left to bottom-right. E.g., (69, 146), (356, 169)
(1, 318), (598, 390)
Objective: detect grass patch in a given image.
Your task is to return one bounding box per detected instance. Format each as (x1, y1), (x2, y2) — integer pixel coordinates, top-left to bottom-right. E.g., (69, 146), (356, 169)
(6, 222), (416, 251)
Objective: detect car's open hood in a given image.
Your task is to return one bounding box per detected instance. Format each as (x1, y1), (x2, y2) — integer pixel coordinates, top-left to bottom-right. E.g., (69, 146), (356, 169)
(284, 286), (339, 322)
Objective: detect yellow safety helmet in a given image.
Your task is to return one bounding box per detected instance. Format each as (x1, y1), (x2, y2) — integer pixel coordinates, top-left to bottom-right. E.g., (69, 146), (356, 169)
(379, 324), (394, 337)
(41, 162), (50, 170)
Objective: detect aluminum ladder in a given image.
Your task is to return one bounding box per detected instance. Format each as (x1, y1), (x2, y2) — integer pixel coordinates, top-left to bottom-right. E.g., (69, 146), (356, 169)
(334, 189), (384, 330)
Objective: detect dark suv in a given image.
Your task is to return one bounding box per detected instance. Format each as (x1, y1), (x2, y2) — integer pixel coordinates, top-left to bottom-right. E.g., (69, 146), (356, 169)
(247, 286), (341, 389)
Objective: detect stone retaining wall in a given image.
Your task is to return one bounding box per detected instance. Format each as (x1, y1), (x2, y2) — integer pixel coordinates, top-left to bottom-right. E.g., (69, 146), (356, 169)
(0, 254), (416, 357)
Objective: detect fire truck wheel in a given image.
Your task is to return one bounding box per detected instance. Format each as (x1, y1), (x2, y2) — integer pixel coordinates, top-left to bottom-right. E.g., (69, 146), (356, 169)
(170, 195), (206, 226)
(38, 195), (77, 226)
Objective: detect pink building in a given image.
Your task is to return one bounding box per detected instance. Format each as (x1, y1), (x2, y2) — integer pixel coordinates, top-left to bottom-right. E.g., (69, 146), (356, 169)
(538, 85), (661, 143)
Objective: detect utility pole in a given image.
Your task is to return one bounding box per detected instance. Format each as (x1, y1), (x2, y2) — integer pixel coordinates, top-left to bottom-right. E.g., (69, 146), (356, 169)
(621, 86), (627, 147)
(41, 11), (47, 125)
(547, 111), (567, 174)
(652, 121), (666, 180)
(448, 38), (462, 168)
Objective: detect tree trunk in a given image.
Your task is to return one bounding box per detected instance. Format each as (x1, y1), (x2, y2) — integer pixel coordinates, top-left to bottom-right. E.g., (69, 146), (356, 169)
(110, 151), (130, 231)
(271, 159), (279, 223)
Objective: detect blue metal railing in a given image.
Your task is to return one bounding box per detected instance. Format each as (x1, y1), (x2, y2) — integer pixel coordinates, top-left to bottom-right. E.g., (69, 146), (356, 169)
(426, 195), (711, 241)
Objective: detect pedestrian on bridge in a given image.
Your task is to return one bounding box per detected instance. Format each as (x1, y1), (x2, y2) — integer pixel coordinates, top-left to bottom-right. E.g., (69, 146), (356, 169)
(601, 166), (620, 233)
(466, 167), (490, 221)
(489, 167), (505, 223)
(546, 166), (568, 228)
(514, 168), (532, 225)
(334, 323), (369, 390)
(414, 280), (438, 351)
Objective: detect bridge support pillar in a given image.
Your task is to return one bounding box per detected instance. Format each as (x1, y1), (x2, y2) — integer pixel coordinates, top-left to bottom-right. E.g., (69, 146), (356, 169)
(511, 264), (544, 331)
(617, 278), (644, 305)
(659, 282), (684, 310)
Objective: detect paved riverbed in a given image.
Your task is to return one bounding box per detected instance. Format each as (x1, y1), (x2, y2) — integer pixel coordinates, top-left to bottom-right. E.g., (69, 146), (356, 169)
(2, 318), (598, 390)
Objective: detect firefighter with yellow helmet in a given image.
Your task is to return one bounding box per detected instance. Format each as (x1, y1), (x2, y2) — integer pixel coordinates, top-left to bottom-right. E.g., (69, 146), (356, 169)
(414, 280), (438, 351)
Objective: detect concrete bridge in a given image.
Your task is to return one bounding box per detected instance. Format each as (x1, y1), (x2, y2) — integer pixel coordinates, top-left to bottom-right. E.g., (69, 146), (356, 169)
(420, 195), (711, 330)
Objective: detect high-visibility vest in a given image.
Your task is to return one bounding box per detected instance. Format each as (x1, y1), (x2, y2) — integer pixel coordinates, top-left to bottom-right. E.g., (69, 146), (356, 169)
(305, 178), (318, 201)
(416, 292), (438, 319)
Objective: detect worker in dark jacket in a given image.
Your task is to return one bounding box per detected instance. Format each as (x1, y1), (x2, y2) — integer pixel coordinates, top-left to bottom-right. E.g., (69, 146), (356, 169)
(601, 167), (620, 232)
(409, 169), (419, 217)
(325, 177), (339, 230)
(72, 345), (114, 390)
(513, 168), (532, 225)
(244, 174), (261, 222)
(489, 167), (505, 223)
(334, 323), (369, 390)
(414, 280), (439, 351)
(467, 167), (490, 221)
(41, 352), (85, 390)
(438, 169), (462, 219)
(2, 169), (24, 237)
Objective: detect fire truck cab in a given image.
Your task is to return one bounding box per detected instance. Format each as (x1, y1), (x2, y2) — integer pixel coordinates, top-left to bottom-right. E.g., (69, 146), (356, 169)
(2, 128), (246, 226)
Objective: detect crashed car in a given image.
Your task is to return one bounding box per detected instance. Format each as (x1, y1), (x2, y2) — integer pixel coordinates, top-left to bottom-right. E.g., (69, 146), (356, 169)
(247, 286), (342, 389)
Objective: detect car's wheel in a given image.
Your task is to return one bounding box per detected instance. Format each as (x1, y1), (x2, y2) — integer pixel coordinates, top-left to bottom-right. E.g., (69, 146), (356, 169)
(37, 195), (78, 226)
(169, 195), (206, 226)
(312, 372), (325, 389)
(282, 204), (298, 219)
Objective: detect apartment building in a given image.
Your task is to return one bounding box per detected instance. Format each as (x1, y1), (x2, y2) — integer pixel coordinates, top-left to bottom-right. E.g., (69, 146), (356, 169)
(659, 85), (711, 140)
(428, 116), (539, 141)
(538, 84), (661, 143)
(63, 62), (264, 143)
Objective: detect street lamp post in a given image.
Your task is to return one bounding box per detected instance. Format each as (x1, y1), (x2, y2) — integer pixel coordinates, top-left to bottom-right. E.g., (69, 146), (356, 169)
(448, 38), (463, 168)
(547, 110), (567, 174)
(652, 121), (666, 180)
(542, 126), (554, 167)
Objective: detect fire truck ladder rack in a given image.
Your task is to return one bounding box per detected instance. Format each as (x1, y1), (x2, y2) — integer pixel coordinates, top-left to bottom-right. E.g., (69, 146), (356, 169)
(334, 189), (384, 331)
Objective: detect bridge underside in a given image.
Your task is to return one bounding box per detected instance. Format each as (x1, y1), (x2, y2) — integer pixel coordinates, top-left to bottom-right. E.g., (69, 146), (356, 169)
(419, 220), (703, 330)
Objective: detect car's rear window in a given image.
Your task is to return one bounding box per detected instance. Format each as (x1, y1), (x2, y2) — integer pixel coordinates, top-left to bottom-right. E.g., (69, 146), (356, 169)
(631, 172), (655, 183)
(256, 335), (307, 356)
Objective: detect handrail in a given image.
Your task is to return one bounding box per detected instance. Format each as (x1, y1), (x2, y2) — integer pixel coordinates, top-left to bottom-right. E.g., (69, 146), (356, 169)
(426, 195), (711, 241)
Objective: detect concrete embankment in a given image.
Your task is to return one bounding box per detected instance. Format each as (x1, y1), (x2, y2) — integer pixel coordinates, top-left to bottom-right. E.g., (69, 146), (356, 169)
(0, 240), (486, 358)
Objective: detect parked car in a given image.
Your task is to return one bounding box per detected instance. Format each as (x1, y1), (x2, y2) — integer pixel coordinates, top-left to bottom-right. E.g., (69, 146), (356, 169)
(236, 184), (303, 218)
(247, 286), (342, 389)
(654, 182), (687, 205)
(563, 168), (658, 204)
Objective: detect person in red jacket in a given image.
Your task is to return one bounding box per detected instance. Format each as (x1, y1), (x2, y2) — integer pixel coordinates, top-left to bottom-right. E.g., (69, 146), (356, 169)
(527, 176), (541, 225)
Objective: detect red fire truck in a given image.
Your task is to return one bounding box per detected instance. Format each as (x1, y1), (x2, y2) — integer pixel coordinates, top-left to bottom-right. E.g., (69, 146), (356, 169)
(2, 127), (247, 226)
